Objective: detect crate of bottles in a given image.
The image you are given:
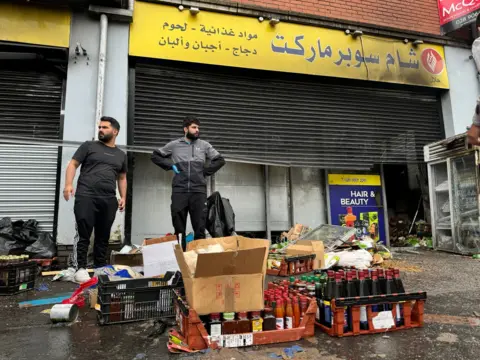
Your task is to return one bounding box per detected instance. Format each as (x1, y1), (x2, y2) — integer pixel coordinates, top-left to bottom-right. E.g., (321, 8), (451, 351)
(96, 271), (183, 325)
(266, 254), (315, 277)
(172, 288), (316, 350)
(314, 268), (427, 337)
(0, 257), (37, 295)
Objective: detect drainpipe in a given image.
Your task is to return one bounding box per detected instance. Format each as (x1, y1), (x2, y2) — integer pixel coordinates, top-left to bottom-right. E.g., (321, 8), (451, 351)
(94, 14), (108, 140)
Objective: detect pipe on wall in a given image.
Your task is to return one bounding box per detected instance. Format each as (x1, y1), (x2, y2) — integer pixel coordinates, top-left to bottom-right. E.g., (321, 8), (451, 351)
(94, 14), (108, 140)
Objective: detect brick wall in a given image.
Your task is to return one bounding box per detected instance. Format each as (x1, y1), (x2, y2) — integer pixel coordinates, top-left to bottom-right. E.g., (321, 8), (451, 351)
(233, 0), (441, 35)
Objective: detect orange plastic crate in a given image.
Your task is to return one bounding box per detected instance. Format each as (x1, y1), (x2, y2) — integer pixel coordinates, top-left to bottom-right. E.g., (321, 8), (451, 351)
(316, 292), (426, 337)
(173, 290), (317, 350)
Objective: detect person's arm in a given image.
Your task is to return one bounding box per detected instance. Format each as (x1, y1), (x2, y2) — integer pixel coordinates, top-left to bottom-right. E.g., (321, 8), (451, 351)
(64, 142), (89, 201)
(204, 142), (226, 177)
(468, 103), (480, 145)
(151, 141), (176, 171)
(117, 154), (128, 211)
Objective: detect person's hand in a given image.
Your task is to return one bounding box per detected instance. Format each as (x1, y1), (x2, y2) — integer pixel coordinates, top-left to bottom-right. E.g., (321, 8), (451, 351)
(467, 124), (480, 145)
(172, 165), (180, 174)
(118, 198), (126, 212)
(63, 185), (74, 201)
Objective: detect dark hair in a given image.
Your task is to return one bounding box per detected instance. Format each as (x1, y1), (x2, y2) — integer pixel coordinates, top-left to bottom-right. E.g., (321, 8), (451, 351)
(183, 115), (200, 128)
(100, 116), (120, 131)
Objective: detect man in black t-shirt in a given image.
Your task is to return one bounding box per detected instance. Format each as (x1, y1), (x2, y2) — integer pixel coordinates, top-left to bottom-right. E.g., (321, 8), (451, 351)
(63, 116), (127, 283)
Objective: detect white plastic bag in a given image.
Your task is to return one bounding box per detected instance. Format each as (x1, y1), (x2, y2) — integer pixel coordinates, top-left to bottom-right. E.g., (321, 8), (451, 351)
(336, 249), (373, 269)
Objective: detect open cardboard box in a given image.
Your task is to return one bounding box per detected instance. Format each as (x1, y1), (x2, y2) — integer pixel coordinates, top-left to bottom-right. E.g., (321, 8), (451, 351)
(286, 240), (325, 269)
(174, 236), (269, 315)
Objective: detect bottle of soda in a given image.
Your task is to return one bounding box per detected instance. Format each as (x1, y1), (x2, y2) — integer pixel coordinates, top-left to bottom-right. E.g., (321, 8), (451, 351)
(385, 269), (398, 311)
(393, 269), (405, 293)
(363, 269), (372, 293)
(323, 270), (335, 327)
(377, 268), (386, 294)
(352, 269), (360, 294)
(371, 270), (382, 312)
(333, 272), (348, 332)
(386, 269), (403, 326)
(358, 270), (370, 330)
(345, 271), (358, 331)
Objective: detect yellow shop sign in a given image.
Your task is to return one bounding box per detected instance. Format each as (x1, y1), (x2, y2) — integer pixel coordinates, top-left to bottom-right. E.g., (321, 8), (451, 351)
(0, 3), (71, 48)
(130, 3), (449, 89)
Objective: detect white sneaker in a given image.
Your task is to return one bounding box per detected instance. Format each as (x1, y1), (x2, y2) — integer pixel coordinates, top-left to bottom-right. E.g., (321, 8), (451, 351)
(74, 268), (91, 284)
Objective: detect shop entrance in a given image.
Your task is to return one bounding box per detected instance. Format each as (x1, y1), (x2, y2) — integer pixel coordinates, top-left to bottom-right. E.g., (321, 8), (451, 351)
(383, 164), (429, 246)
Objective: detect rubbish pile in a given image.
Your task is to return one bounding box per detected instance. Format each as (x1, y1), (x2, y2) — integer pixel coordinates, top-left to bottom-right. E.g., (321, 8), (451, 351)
(0, 217), (56, 259)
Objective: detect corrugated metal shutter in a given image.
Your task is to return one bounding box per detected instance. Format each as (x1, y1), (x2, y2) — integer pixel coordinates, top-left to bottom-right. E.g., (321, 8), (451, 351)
(0, 69), (62, 232)
(133, 62), (443, 169)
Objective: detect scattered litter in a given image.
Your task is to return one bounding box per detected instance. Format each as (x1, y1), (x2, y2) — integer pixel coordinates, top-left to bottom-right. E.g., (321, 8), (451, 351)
(40, 309), (51, 314)
(380, 260), (423, 273)
(50, 303), (79, 323)
(19, 294), (73, 308)
(35, 283), (50, 292)
(61, 277), (98, 308)
(473, 311), (480, 318)
(269, 345), (304, 359)
(132, 354), (147, 360)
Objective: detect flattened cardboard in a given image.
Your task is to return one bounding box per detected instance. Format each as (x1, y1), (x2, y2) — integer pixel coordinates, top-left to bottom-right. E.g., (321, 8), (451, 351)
(143, 235), (177, 246)
(286, 240), (325, 269)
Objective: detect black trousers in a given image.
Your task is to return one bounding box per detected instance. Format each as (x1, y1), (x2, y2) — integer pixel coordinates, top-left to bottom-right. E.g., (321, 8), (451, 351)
(73, 196), (118, 269)
(171, 192), (207, 250)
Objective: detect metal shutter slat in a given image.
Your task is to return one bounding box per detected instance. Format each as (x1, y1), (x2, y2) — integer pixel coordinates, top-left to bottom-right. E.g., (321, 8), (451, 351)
(133, 63), (443, 169)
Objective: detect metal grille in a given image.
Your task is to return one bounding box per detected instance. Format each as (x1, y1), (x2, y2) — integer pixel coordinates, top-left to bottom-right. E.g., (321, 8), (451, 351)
(133, 62), (443, 169)
(0, 69), (62, 232)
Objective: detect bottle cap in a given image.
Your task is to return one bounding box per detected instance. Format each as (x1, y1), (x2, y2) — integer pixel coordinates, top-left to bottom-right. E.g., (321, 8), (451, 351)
(223, 312), (235, 320)
(238, 311), (248, 319)
(210, 313), (221, 320)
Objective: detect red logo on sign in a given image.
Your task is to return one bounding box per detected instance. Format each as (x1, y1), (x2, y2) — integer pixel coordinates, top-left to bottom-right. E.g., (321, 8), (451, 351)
(421, 49), (445, 75)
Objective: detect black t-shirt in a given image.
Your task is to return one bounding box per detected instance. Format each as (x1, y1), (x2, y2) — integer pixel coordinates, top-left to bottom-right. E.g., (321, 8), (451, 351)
(73, 141), (127, 198)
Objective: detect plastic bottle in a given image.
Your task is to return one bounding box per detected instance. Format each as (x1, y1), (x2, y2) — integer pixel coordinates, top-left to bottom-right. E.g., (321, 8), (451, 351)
(293, 296), (301, 328)
(358, 271), (370, 330)
(275, 299), (285, 330)
(299, 296), (308, 325)
(285, 299), (294, 329)
(222, 312), (237, 334)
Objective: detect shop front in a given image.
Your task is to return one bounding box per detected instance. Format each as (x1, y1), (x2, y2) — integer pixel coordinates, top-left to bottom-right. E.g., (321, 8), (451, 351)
(0, 3), (71, 233)
(127, 2), (449, 244)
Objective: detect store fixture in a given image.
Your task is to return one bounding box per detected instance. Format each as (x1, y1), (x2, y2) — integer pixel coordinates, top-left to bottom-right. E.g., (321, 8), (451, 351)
(424, 134), (480, 255)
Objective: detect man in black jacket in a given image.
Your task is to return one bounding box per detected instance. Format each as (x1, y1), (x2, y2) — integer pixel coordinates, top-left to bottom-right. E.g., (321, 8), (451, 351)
(151, 116), (225, 250)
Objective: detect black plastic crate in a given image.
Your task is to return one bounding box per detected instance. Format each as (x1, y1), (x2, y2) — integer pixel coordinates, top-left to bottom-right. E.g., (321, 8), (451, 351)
(97, 271), (183, 325)
(0, 261), (37, 295)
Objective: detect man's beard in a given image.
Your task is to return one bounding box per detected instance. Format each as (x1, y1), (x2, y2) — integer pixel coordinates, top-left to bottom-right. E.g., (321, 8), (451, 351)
(186, 131), (199, 140)
(98, 132), (113, 142)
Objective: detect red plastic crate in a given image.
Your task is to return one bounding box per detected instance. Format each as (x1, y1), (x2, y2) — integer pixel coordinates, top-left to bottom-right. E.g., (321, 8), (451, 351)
(316, 292), (426, 337)
(172, 289), (317, 350)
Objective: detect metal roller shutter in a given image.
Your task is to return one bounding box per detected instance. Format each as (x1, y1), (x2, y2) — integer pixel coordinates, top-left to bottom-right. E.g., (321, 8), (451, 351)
(133, 62), (443, 169)
(0, 68), (63, 232)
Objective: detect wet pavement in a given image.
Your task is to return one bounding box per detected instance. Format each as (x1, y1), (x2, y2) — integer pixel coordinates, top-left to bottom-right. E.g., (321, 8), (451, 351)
(1, 249), (479, 360)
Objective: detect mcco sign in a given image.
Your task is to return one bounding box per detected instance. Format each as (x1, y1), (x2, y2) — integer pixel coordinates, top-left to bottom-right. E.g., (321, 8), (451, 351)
(438, 0), (480, 33)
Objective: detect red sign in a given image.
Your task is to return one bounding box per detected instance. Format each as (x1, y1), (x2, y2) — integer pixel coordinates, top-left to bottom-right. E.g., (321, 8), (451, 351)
(421, 49), (445, 75)
(438, 0), (480, 33)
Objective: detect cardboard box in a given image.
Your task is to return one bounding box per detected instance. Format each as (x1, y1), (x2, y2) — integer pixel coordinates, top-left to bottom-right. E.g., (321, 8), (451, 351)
(174, 236), (269, 315)
(143, 235), (177, 246)
(286, 240), (325, 270)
